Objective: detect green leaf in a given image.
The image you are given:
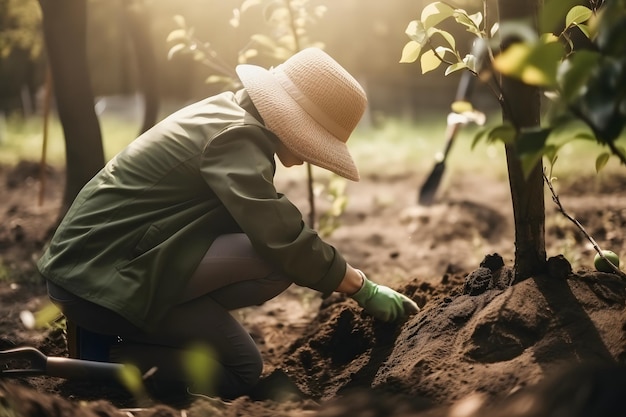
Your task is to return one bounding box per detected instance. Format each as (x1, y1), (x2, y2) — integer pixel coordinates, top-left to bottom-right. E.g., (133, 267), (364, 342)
(230, 8), (241, 28)
(118, 364), (145, 395)
(468, 12), (483, 29)
(493, 43), (532, 75)
(557, 50), (600, 102)
(435, 46), (454, 58)
(575, 23), (591, 38)
(541, 0), (580, 33)
(595, 152), (610, 172)
(462, 53), (478, 72)
(421, 2), (455, 29)
(595, 0), (626, 55)
(453, 10), (481, 35)
(451, 100), (473, 113)
(518, 127), (551, 154)
(471, 123), (516, 149)
(405, 20), (428, 45)
(205, 75), (233, 84)
(444, 61), (467, 75)
(421, 49), (441, 74)
(192, 50), (205, 61)
(576, 58), (626, 142)
(539, 33), (559, 43)
(565, 5), (593, 27)
(428, 28), (456, 50)
(471, 127), (490, 149)
(545, 118), (596, 148)
(543, 145), (560, 167)
(166, 29), (187, 43)
(494, 41), (564, 87)
(522, 41), (565, 87)
(241, 48), (259, 62)
(487, 124), (517, 145)
(490, 22), (499, 37)
(30, 302), (62, 329)
(167, 43), (186, 60)
(173, 14), (186, 28)
(518, 128), (551, 178)
(400, 41), (422, 63)
(182, 344), (217, 394)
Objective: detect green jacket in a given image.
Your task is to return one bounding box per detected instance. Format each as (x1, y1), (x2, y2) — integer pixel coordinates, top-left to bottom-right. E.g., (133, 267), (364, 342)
(38, 90), (347, 331)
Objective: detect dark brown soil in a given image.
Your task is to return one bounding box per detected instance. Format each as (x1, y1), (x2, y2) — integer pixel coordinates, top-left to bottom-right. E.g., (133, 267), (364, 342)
(1, 160), (625, 417)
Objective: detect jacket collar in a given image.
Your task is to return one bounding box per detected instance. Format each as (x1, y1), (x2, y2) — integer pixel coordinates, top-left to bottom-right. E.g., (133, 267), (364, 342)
(236, 89), (264, 125)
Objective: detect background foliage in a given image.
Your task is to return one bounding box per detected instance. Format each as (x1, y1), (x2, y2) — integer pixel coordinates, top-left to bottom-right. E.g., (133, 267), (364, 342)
(0, 0), (497, 119)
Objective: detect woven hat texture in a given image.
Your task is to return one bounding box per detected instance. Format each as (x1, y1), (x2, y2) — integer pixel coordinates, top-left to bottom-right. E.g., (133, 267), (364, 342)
(236, 48), (367, 181)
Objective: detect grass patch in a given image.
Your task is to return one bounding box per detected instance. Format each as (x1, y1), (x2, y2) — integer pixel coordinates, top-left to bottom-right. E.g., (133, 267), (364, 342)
(0, 110), (623, 182)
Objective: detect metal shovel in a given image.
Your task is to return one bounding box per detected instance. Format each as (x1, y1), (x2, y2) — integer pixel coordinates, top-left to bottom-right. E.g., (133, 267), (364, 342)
(418, 39), (488, 206)
(0, 346), (125, 380)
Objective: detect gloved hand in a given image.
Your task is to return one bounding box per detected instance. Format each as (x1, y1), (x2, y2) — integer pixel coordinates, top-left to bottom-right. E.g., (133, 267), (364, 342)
(350, 270), (420, 322)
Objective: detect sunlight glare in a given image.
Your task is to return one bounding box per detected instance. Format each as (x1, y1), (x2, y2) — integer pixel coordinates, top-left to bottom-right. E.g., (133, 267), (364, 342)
(448, 393), (486, 417)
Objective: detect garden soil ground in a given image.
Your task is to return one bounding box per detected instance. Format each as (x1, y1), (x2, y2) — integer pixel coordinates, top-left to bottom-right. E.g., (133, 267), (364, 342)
(1, 160), (625, 417)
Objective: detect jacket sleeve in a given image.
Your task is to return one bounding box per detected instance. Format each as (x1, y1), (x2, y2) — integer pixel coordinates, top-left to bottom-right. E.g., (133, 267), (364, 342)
(199, 125), (346, 295)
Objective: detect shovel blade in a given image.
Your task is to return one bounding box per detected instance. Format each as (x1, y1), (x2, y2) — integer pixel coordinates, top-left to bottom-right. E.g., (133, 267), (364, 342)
(418, 161), (445, 206)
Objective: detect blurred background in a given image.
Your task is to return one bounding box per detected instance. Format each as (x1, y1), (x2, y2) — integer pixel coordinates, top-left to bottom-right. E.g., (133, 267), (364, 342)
(0, 0), (499, 125)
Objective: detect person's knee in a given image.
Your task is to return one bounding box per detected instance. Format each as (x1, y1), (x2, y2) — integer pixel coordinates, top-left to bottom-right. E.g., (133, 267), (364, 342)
(240, 348), (264, 387)
(220, 350), (263, 398)
(263, 271), (292, 291)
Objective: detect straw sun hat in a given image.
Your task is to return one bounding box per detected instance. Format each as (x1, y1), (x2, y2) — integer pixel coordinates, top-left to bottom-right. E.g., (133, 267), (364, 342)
(236, 48), (367, 181)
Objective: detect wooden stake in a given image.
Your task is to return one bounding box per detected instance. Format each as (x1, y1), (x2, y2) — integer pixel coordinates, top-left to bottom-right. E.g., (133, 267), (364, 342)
(39, 66), (53, 207)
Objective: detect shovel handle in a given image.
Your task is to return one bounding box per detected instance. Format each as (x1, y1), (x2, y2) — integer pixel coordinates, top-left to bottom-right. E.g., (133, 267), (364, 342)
(46, 357), (125, 380)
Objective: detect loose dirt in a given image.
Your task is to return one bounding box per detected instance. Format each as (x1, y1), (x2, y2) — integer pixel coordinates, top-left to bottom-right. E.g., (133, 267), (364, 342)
(1, 160), (625, 417)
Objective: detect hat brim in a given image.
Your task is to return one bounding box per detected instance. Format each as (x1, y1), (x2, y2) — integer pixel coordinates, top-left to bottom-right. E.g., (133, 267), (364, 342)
(236, 64), (360, 181)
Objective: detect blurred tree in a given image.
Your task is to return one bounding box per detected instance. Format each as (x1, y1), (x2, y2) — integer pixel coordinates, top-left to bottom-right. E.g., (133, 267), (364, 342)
(121, 0), (160, 135)
(38, 0), (105, 216)
(0, 0), (42, 58)
(37, 0), (161, 217)
(0, 0), (43, 114)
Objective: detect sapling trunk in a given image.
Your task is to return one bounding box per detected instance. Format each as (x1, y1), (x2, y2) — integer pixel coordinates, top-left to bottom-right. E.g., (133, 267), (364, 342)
(498, 0), (547, 281)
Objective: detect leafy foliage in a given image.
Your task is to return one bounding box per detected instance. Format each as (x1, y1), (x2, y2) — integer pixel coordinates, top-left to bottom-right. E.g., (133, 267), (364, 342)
(0, 0), (42, 59)
(166, 0), (327, 87)
(317, 177), (348, 238)
(401, 0), (626, 177)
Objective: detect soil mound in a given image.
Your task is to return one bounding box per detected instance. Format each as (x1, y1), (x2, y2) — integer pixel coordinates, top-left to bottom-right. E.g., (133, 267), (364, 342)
(275, 255), (626, 411)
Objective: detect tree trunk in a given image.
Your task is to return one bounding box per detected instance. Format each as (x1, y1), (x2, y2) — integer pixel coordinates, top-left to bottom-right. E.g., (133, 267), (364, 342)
(498, 0), (547, 281)
(123, 0), (160, 135)
(39, 0), (105, 217)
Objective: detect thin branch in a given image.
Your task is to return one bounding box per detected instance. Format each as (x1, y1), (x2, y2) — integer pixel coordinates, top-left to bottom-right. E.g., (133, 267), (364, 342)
(427, 39), (457, 67)
(544, 171), (626, 278)
(284, 0), (301, 53)
(191, 38), (238, 79)
(608, 140), (626, 166)
(284, 0), (316, 227)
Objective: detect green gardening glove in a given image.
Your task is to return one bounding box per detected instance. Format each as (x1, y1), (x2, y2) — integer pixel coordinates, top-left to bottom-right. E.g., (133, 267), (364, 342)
(350, 271), (420, 322)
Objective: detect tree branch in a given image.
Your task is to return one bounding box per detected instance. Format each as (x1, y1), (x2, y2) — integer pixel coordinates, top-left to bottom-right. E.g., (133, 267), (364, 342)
(544, 171), (626, 278)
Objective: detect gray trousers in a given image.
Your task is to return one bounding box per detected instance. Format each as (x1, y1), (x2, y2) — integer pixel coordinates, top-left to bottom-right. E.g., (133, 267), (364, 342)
(46, 233), (292, 398)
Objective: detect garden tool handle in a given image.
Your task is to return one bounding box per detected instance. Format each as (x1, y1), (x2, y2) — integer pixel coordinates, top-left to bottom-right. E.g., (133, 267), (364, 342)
(46, 356), (126, 380)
